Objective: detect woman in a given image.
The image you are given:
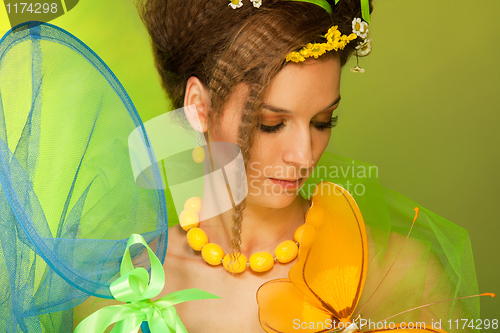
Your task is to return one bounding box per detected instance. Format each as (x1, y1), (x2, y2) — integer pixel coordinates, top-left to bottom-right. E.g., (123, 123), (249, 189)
(136, 0), (359, 331)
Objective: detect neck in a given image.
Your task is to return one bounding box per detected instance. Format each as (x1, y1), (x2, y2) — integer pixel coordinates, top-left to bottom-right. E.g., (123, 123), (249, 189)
(200, 194), (310, 256)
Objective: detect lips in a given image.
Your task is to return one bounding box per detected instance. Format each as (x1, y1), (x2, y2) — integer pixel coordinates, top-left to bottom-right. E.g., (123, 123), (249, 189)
(269, 177), (303, 189)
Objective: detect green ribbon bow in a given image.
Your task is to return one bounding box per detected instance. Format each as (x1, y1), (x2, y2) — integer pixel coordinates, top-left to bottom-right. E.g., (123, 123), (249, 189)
(288, 0), (370, 24)
(74, 234), (220, 333)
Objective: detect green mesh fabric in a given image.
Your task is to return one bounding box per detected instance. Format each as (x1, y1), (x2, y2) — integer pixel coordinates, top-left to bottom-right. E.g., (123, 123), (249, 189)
(301, 152), (480, 330)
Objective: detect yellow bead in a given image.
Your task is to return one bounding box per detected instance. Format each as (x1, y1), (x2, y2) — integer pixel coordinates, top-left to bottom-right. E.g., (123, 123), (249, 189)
(179, 209), (200, 231)
(186, 227), (208, 251)
(249, 251), (274, 272)
(293, 224), (305, 246)
(202, 243), (224, 266)
(274, 240), (298, 264)
(222, 253), (247, 273)
(192, 146), (205, 163)
(184, 196), (202, 214)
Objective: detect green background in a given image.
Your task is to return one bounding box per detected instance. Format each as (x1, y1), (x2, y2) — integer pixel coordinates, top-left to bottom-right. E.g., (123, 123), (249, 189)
(1, 0), (498, 322)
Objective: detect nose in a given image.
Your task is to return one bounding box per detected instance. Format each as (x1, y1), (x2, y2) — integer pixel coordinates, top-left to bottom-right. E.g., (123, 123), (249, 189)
(282, 125), (314, 177)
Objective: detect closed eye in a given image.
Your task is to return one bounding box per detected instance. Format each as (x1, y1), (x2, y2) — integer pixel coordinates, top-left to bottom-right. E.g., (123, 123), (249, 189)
(259, 116), (338, 134)
(259, 122), (285, 133)
(313, 115), (338, 130)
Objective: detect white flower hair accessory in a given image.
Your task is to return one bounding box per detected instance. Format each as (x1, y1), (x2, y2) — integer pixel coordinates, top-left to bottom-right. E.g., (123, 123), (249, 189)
(350, 17), (371, 73)
(355, 38), (372, 57)
(229, 0), (261, 9)
(352, 17), (368, 39)
(229, 0), (243, 9)
(250, 0), (262, 8)
(350, 66), (365, 73)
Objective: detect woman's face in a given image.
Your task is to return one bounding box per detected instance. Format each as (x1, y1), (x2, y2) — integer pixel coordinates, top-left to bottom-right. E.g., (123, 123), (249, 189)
(210, 56), (341, 209)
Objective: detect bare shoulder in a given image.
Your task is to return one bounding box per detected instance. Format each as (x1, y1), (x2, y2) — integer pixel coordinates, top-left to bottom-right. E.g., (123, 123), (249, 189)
(364, 224), (446, 295)
(365, 225), (434, 262)
(160, 224), (203, 293)
(166, 224), (189, 257)
(163, 224), (191, 275)
(362, 225), (464, 324)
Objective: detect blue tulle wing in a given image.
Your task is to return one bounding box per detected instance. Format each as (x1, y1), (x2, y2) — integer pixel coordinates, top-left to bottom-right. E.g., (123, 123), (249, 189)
(0, 22), (167, 332)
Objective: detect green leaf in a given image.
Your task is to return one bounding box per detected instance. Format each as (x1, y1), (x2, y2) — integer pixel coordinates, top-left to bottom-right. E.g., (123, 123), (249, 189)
(287, 0), (333, 15)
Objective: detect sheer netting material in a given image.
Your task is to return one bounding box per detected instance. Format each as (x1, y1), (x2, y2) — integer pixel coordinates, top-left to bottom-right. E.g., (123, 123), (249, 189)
(0, 22), (167, 332)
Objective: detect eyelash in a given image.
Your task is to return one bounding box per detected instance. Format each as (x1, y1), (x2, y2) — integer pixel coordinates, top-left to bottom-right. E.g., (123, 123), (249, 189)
(259, 116), (338, 134)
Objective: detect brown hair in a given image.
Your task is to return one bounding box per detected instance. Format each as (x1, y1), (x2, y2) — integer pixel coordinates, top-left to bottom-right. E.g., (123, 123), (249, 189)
(138, 0), (373, 258)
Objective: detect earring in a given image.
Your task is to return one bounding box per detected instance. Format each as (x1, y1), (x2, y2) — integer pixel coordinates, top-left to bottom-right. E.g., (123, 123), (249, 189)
(192, 132), (205, 163)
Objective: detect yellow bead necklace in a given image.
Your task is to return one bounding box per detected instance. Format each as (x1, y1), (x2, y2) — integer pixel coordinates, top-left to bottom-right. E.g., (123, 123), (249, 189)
(180, 196), (305, 274)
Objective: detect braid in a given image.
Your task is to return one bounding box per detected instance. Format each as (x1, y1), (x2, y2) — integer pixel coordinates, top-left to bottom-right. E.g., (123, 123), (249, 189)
(226, 83), (263, 267)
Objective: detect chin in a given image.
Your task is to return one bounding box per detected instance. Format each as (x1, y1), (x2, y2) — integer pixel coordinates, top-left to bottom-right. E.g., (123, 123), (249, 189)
(246, 183), (301, 209)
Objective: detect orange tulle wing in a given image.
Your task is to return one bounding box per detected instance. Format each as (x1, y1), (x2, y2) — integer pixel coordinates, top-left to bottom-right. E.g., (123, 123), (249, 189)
(288, 181), (368, 322)
(257, 279), (333, 332)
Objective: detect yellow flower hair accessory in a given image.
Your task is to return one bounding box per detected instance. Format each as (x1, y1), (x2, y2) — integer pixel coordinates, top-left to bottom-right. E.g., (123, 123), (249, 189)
(286, 26), (357, 63)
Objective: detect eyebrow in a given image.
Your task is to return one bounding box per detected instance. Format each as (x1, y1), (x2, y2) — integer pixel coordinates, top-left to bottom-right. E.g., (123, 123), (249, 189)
(262, 95), (341, 115)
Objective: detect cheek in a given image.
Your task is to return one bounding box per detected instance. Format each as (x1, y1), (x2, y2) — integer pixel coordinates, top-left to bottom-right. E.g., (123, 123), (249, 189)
(211, 128), (236, 143)
(209, 113), (239, 143)
(247, 129), (330, 167)
(211, 83), (249, 143)
(312, 130), (331, 160)
(245, 134), (282, 186)
(246, 136), (266, 172)
(248, 131), (276, 161)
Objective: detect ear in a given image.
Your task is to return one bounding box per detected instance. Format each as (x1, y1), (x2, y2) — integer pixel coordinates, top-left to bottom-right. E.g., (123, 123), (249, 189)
(184, 76), (211, 133)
